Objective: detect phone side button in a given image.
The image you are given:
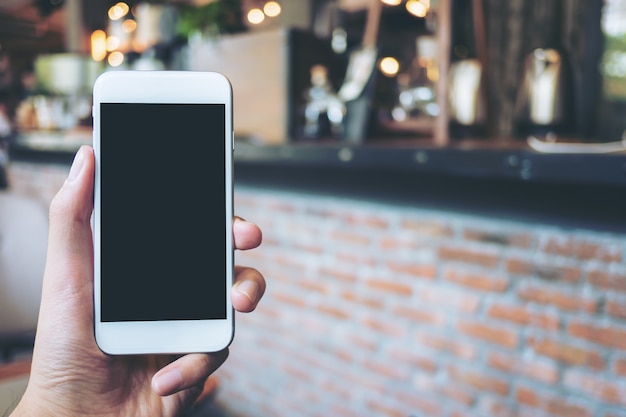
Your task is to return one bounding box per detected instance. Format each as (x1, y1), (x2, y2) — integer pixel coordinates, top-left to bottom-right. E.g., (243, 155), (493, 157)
(232, 131), (235, 152)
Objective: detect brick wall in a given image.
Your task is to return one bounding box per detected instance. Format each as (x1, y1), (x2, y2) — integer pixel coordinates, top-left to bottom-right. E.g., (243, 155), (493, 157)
(7, 159), (626, 417)
(211, 184), (626, 417)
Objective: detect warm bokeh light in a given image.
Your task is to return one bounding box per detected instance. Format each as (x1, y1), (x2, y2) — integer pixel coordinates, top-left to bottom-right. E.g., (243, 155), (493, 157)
(108, 51), (125, 67)
(247, 8), (265, 24)
(381, 0), (402, 5)
(263, 1), (281, 17)
(122, 18), (137, 33)
(91, 30), (107, 62)
(379, 56), (400, 77)
(406, 0), (428, 17)
(108, 2), (129, 21)
(107, 36), (121, 52)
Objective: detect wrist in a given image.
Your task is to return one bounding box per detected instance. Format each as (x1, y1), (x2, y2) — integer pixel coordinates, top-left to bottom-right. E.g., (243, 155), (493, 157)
(9, 391), (71, 417)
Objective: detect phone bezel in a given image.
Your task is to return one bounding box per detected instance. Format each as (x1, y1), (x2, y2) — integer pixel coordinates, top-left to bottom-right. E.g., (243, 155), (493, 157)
(92, 71), (234, 355)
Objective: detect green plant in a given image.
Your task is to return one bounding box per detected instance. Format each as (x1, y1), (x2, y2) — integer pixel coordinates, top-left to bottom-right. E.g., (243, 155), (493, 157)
(176, 0), (245, 37)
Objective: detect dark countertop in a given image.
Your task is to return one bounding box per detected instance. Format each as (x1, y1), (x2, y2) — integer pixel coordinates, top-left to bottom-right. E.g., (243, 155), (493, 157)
(232, 140), (626, 234)
(233, 139), (626, 188)
(8, 136), (626, 233)
(9, 132), (626, 187)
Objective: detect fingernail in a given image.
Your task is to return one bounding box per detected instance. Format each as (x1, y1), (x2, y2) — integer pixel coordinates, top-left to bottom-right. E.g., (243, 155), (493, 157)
(154, 369), (183, 394)
(236, 280), (259, 303)
(66, 147), (85, 183)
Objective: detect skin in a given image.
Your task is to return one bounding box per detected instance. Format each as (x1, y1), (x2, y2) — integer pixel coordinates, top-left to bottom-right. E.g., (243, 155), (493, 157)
(10, 145), (266, 417)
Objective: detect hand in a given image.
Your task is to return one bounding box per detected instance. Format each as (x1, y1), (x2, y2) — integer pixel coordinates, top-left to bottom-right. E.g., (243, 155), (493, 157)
(10, 145), (265, 417)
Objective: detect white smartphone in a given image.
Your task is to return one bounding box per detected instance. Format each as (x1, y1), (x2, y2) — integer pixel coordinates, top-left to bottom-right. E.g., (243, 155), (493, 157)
(92, 70), (234, 355)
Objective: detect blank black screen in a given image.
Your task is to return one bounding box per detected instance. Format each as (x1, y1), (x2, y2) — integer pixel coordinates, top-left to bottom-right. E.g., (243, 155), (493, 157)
(100, 103), (226, 322)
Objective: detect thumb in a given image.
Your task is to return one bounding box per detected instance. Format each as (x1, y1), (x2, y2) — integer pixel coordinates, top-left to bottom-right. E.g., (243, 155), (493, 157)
(49, 145), (95, 230)
(24, 146), (101, 410)
(38, 145), (95, 334)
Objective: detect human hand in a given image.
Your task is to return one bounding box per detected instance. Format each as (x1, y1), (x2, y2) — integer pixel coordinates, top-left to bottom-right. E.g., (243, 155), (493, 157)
(10, 145), (265, 417)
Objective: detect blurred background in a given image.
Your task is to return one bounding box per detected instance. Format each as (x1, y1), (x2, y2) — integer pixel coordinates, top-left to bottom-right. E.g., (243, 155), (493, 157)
(1, 1), (626, 416)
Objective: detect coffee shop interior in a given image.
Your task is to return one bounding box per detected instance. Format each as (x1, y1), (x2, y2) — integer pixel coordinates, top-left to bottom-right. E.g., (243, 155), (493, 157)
(1, 0), (626, 416)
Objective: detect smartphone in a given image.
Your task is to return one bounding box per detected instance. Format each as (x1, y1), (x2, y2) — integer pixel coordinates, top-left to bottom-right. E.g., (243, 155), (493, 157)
(92, 70), (234, 355)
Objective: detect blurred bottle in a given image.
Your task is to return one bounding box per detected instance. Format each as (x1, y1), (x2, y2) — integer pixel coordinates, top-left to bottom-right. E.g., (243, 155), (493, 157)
(388, 35), (439, 134)
(448, 58), (486, 134)
(301, 64), (345, 140)
(513, 48), (575, 138)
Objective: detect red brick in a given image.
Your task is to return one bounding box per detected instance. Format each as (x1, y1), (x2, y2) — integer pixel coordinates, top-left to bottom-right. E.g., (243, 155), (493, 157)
(506, 258), (582, 282)
(282, 363), (312, 382)
(400, 219), (454, 237)
(448, 365), (509, 396)
(366, 400), (405, 417)
(346, 213), (389, 229)
(297, 278), (328, 294)
(419, 287), (481, 313)
(363, 358), (410, 380)
(589, 270), (626, 293)
(266, 199), (296, 213)
(273, 253), (308, 270)
(507, 257), (532, 276)
(386, 347), (438, 373)
(440, 384), (475, 406)
(333, 363), (386, 392)
(329, 230), (371, 246)
(438, 245), (500, 268)
(319, 266), (358, 284)
(362, 316), (406, 338)
(393, 305), (446, 325)
(386, 260), (437, 280)
(606, 298), (626, 321)
(345, 332), (379, 353)
(415, 332), (477, 360)
(394, 390), (445, 417)
(443, 267), (509, 293)
(335, 249), (377, 266)
(379, 236), (427, 251)
(340, 291), (384, 310)
(317, 304), (350, 320)
(292, 241), (325, 254)
(475, 397), (514, 417)
(517, 285), (598, 313)
(488, 351), (559, 384)
(487, 303), (560, 330)
(464, 228), (532, 248)
(487, 351), (516, 373)
(272, 290), (308, 307)
(328, 403), (362, 417)
(616, 357), (626, 377)
(457, 320), (519, 349)
(395, 390), (444, 416)
(516, 385), (593, 417)
(542, 237), (622, 262)
(564, 370), (626, 406)
(527, 336), (606, 370)
(365, 278), (413, 296)
(569, 321), (626, 350)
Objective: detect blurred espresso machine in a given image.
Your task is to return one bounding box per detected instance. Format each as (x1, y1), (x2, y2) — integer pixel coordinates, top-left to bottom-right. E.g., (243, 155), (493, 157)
(15, 54), (101, 134)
